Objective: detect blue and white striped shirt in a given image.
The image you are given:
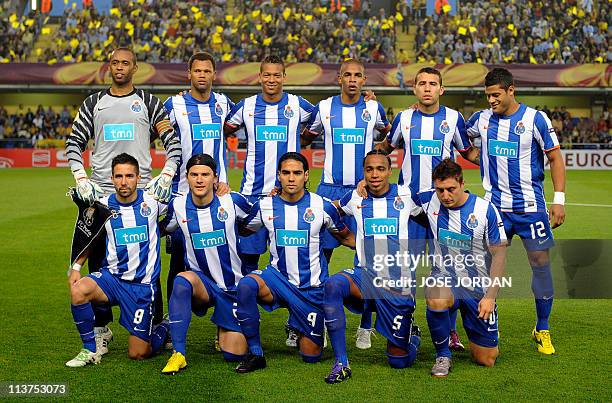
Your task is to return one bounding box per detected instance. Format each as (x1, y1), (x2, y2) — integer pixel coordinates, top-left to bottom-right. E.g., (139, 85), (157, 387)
(244, 192), (346, 288)
(306, 95), (389, 186)
(224, 92), (314, 196)
(387, 106), (470, 192)
(164, 192), (251, 292)
(100, 190), (166, 284)
(164, 92), (234, 194)
(466, 104), (560, 213)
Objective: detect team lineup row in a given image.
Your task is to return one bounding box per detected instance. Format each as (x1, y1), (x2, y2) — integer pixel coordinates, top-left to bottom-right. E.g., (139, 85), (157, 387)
(64, 48), (566, 382)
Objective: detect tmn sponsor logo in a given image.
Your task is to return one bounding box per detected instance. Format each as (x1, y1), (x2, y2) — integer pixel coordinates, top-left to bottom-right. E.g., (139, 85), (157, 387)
(276, 229), (308, 247)
(411, 139), (443, 156)
(192, 123), (221, 140)
(192, 229), (226, 249)
(333, 128), (365, 144)
(115, 225), (149, 245)
(438, 228), (472, 251)
(103, 123), (135, 141)
(364, 218), (398, 236)
(256, 125), (288, 142)
(488, 139), (518, 158)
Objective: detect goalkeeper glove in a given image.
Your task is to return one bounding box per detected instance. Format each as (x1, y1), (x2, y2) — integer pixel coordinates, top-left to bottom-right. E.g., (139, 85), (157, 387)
(72, 167), (103, 204)
(145, 163), (176, 202)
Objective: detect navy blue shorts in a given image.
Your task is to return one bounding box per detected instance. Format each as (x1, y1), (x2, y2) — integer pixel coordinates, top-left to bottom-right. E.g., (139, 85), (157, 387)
(239, 195), (268, 255)
(339, 267), (417, 350)
(89, 270), (155, 342)
(193, 271), (241, 333)
(254, 266), (325, 347)
(501, 211), (555, 251)
(450, 297), (499, 348)
(316, 183), (357, 249)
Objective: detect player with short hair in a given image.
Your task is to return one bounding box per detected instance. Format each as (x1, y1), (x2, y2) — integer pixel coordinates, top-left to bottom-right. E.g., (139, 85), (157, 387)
(234, 152), (354, 373)
(466, 68), (566, 354)
(302, 59), (391, 349)
(66, 153), (170, 367)
(162, 51), (234, 314)
(419, 158), (507, 377)
(160, 154), (251, 374)
(323, 150), (423, 384)
(65, 47), (182, 350)
(224, 56), (315, 274)
(375, 66), (480, 351)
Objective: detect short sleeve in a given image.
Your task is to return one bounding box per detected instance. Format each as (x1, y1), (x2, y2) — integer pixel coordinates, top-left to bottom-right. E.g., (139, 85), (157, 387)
(534, 111), (560, 152)
(243, 199), (264, 232)
(486, 203), (507, 245)
(231, 192), (252, 220)
(465, 111), (482, 141)
(453, 112), (471, 152)
(304, 103), (322, 137)
(339, 190), (356, 216)
(375, 102), (390, 131)
(386, 112), (403, 148)
(224, 99), (245, 130)
(299, 96), (315, 124)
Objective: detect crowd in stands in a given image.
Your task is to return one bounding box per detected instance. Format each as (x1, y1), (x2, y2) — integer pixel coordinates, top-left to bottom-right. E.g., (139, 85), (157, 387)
(0, 3), (45, 63)
(415, 0), (611, 64)
(1, 104), (610, 149)
(0, 105), (76, 147)
(36, 0), (400, 64)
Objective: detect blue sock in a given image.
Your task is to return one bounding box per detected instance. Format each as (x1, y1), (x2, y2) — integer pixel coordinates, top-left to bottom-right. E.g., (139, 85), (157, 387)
(236, 276), (263, 356)
(449, 309), (458, 332)
(532, 264), (554, 331)
(150, 321), (169, 354)
(324, 275), (351, 366)
(71, 303), (96, 352)
(426, 308), (451, 358)
(168, 276), (193, 355)
(359, 311), (373, 329)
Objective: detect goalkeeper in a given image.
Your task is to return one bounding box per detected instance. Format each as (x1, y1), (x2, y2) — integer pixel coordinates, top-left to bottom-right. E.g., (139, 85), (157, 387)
(65, 47), (181, 353)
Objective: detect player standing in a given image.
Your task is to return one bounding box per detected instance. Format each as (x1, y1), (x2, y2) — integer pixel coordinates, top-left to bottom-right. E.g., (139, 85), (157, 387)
(65, 47), (182, 353)
(163, 52), (233, 308)
(419, 159), (507, 377)
(375, 67), (479, 350)
(66, 153), (170, 367)
(234, 152), (354, 373)
(303, 59), (391, 349)
(466, 68), (566, 354)
(160, 154), (251, 374)
(324, 150), (423, 384)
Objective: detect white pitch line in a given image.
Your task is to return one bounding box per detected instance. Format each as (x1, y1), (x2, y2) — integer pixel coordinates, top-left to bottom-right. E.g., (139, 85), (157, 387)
(546, 202), (612, 208)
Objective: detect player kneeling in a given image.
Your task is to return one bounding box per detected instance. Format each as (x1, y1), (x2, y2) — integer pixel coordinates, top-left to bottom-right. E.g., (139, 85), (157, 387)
(66, 153), (170, 367)
(160, 154), (251, 374)
(234, 152), (355, 373)
(324, 150), (423, 384)
(419, 159), (507, 377)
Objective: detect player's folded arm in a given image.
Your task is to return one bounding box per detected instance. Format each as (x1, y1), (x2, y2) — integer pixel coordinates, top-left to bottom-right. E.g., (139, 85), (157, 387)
(330, 226), (355, 249)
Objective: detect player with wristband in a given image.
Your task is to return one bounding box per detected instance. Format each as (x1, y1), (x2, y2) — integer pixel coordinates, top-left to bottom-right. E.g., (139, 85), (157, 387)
(465, 68), (566, 355)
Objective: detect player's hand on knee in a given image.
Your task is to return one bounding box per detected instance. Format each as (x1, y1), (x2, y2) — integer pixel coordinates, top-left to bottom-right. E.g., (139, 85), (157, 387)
(215, 182), (231, 196)
(549, 204), (565, 229)
(68, 269), (82, 288)
(72, 168), (103, 204)
(356, 179), (368, 198)
(146, 164), (176, 202)
(477, 297), (495, 321)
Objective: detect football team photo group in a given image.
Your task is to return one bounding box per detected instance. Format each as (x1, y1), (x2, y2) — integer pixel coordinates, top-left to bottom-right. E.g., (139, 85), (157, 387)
(62, 47), (567, 385)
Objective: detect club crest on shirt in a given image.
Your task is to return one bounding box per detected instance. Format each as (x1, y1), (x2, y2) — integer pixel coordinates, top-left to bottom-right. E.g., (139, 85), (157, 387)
(130, 100), (142, 113)
(303, 208), (315, 223)
(393, 196), (405, 211)
(140, 202), (152, 217)
(217, 207), (229, 221)
(466, 213), (479, 229)
(83, 207), (95, 226)
(361, 109), (372, 122)
(439, 120), (451, 134)
(514, 121), (526, 134)
(215, 102), (224, 117)
(284, 105), (294, 118)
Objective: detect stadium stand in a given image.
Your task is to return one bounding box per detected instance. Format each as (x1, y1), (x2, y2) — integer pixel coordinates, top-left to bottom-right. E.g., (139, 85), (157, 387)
(30, 0), (401, 64)
(414, 0), (611, 64)
(0, 6), (45, 63)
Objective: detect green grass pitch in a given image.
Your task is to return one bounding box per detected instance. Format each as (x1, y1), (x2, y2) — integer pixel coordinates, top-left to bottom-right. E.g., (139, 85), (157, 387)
(0, 168), (611, 401)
